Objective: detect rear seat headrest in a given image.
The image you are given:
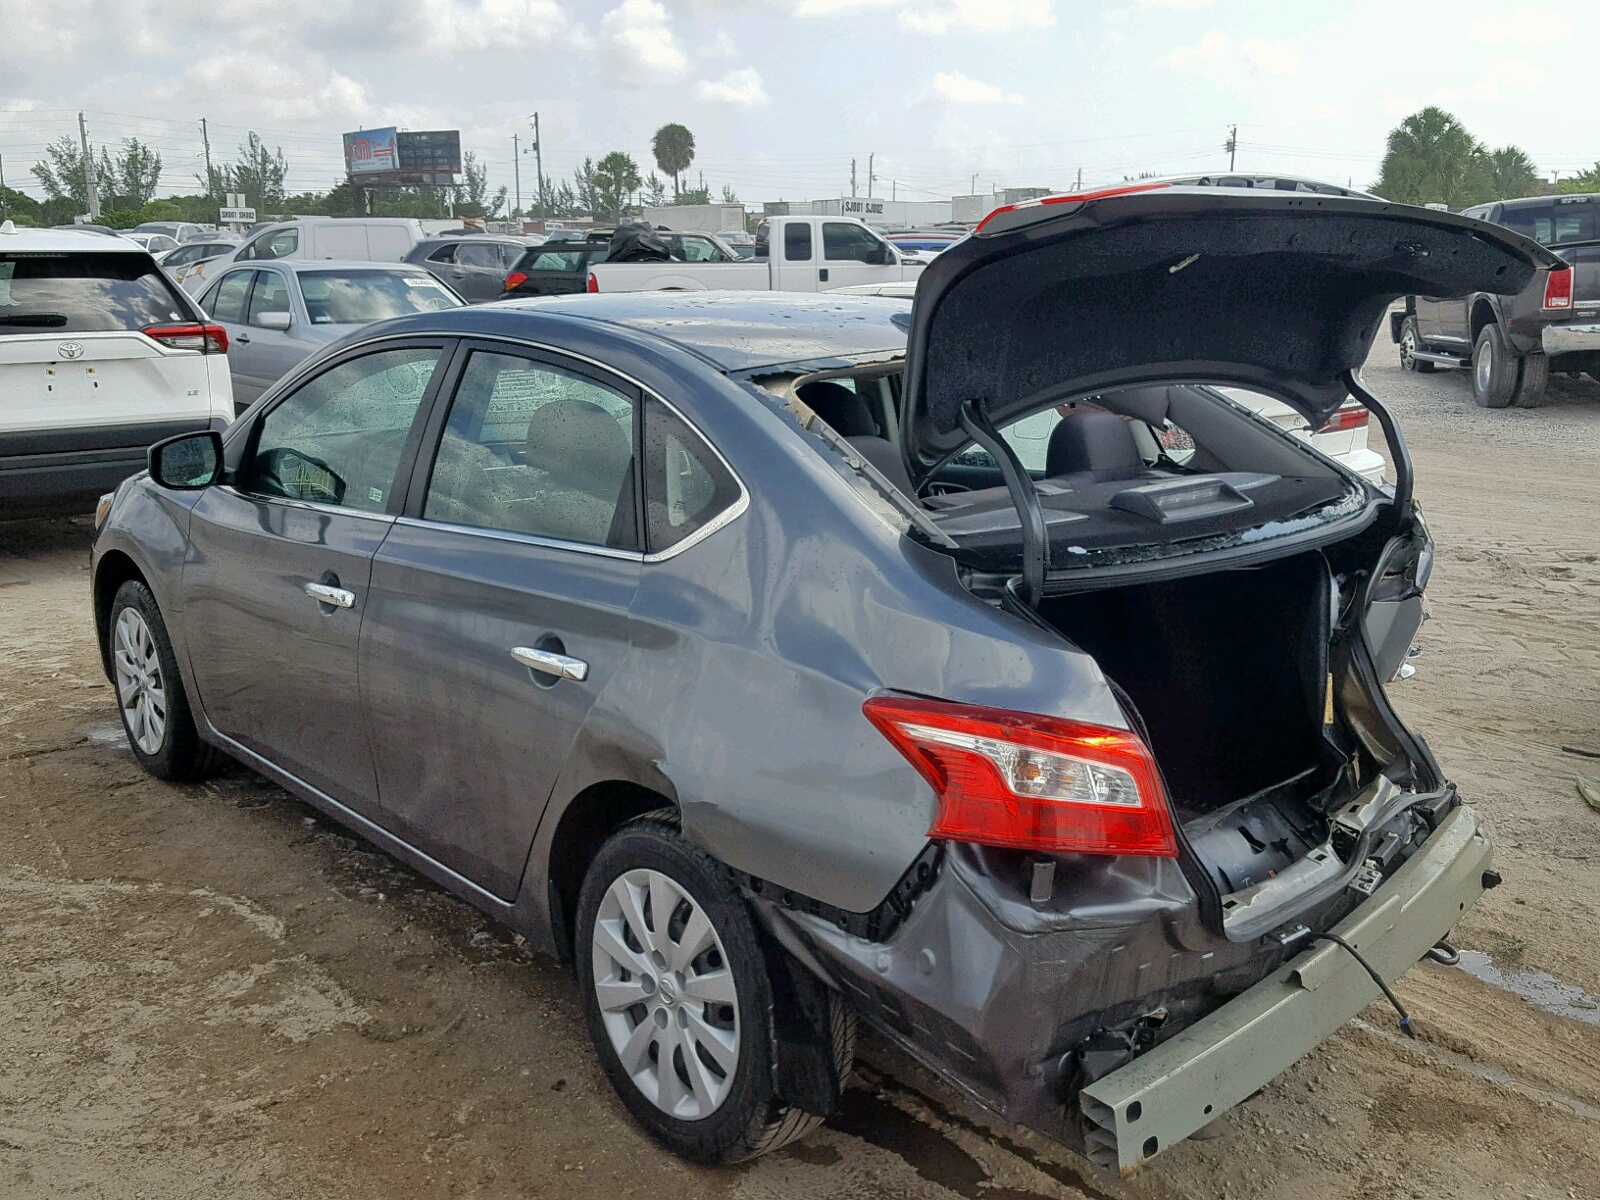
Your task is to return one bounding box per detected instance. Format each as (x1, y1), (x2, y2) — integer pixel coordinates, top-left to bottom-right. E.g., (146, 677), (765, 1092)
(796, 380), (879, 438)
(1046, 410), (1146, 478)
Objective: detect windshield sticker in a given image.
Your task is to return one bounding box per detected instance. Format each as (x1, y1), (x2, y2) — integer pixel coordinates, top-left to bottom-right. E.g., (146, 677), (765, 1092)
(0, 263), (15, 306)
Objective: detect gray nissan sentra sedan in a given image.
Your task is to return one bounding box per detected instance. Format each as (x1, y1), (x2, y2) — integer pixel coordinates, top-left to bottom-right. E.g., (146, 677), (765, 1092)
(89, 188), (1557, 1173)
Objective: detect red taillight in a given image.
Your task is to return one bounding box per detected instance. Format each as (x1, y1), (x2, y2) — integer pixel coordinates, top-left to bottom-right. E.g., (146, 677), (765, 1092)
(1543, 266), (1573, 310)
(143, 322), (227, 354)
(504, 270), (528, 292)
(587, 271), (600, 293)
(977, 182), (1172, 233)
(862, 695), (1178, 857)
(1321, 402), (1369, 433)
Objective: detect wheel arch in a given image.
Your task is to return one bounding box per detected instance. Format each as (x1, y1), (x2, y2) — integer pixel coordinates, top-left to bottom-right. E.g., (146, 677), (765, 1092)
(542, 779), (677, 962)
(93, 549), (150, 680)
(1470, 296), (1500, 345)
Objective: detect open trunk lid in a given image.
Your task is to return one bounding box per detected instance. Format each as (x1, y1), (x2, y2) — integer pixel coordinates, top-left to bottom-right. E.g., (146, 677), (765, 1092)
(899, 185), (1558, 485)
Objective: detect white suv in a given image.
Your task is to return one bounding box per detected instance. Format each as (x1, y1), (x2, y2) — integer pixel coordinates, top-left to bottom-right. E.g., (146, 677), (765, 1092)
(1, 222), (234, 518)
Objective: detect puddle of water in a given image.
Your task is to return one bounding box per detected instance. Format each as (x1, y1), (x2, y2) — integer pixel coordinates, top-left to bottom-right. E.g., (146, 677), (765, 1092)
(79, 720), (128, 749)
(1454, 949), (1600, 1027)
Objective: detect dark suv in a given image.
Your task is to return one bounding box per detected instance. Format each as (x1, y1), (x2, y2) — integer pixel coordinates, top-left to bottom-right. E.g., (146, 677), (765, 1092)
(405, 236), (531, 303)
(502, 232), (739, 299)
(1393, 193), (1600, 407)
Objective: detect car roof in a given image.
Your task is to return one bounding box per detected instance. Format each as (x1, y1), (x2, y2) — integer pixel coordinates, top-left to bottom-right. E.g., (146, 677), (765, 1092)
(2, 226), (155, 253)
(517, 293), (908, 371)
(252, 260), (438, 274)
(382, 292), (910, 374)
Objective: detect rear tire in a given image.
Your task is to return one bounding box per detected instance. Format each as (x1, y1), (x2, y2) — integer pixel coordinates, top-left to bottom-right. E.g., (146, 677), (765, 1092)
(108, 581), (220, 781)
(1398, 318), (1435, 373)
(1512, 351), (1550, 407)
(575, 811), (852, 1164)
(1471, 324), (1517, 409)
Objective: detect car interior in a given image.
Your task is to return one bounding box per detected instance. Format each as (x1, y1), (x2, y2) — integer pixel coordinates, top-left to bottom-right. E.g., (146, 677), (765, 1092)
(777, 369), (1354, 571)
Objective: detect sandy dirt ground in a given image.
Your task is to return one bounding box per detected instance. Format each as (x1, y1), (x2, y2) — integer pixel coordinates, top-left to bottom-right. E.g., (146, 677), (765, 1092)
(2, 344), (1598, 1200)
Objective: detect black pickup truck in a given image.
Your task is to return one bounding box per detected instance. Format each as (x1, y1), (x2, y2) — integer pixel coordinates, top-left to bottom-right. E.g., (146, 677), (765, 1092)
(1393, 193), (1600, 407)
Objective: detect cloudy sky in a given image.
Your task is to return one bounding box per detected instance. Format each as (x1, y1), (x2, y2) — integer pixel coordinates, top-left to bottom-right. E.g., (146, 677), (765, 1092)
(1, 0), (1593, 206)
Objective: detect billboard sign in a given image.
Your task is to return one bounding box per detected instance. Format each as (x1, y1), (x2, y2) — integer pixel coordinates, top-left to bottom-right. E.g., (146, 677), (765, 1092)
(344, 127), (399, 176)
(342, 129), (461, 185)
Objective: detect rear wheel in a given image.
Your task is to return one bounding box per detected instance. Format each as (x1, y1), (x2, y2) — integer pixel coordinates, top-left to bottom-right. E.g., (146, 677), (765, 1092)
(108, 581), (218, 781)
(576, 812), (851, 1164)
(1512, 351), (1550, 407)
(1398, 318), (1434, 373)
(1471, 324), (1517, 408)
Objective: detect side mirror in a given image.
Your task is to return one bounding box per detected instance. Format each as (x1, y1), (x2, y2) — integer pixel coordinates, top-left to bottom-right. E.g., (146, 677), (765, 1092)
(256, 310), (291, 331)
(149, 430), (223, 490)
(874, 243), (897, 265)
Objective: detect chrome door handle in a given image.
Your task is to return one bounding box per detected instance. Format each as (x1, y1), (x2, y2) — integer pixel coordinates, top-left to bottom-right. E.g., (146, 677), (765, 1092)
(304, 581), (355, 608)
(511, 646), (589, 682)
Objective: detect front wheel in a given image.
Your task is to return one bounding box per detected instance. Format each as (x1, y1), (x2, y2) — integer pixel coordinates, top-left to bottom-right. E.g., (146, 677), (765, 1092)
(108, 581), (218, 780)
(1399, 318), (1435, 373)
(576, 812), (851, 1164)
(1472, 324), (1517, 408)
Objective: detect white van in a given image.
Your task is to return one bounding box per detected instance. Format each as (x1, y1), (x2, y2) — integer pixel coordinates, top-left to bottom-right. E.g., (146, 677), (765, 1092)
(181, 218), (427, 293)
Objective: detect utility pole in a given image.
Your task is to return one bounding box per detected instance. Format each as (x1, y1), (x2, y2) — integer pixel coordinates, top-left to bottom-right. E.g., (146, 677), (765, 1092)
(1225, 124), (1238, 171)
(530, 113), (546, 217)
(512, 133), (522, 221)
(0, 153), (7, 219)
(850, 159), (857, 198)
(78, 111), (100, 219)
(200, 117), (215, 200)
(1075, 167), (1083, 191)
(867, 152), (874, 198)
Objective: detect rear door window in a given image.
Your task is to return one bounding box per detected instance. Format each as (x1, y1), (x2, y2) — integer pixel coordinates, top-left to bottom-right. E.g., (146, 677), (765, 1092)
(205, 270), (255, 324)
(0, 251), (190, 334)
(784, 223), (813, 262)
(643, 398), (742, 554)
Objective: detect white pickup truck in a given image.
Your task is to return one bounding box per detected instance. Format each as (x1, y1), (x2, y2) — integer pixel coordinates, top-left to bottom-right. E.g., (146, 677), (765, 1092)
(585, 215), (925, 293)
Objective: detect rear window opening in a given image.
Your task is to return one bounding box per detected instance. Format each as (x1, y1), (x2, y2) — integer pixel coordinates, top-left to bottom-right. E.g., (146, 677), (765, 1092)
(0, 251), (191, 334)
(763, 365), (1364, 573)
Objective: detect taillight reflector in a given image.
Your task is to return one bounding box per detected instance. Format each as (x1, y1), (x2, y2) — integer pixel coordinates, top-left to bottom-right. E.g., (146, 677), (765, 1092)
(504, 270), (528, 292)
(587, 271), (600, 293)
(976, 182), (1172, 233)
(1321, 403), (1369, 433)
(1543, 266), (1573, 310)
(143, 322), (227, 354)
(863, 695), (1178, 856)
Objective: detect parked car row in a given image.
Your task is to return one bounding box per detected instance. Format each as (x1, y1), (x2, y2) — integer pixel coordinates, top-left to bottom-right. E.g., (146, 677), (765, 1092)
(85, 186), (1556, 1175)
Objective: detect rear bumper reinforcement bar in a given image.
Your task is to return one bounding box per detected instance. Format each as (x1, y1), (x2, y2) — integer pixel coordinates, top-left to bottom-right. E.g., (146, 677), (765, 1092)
(1542, 322), (1600, 355)
(1079, 803), (1492, 1175)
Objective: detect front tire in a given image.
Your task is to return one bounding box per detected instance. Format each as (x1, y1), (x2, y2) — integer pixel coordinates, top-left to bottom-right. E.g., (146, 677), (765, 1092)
(576, 812), (850, 1164)
(108, 581), (217, 781)
(1472, 324), (1517, 408)
(1399, 318), (1435, 373)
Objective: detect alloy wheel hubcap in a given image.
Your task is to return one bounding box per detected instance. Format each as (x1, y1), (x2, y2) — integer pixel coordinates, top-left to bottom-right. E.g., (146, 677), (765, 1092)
(591, 867), (740, 1120)
(112, 608), (166, 755)
(1475, 341), (1493, 392)
(1401, 330), (1416, 367)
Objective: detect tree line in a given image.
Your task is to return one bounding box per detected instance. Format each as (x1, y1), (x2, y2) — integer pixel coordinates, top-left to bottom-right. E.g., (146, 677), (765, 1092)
(1373, 106), (1600, 208)
(1, 120), (735, 229)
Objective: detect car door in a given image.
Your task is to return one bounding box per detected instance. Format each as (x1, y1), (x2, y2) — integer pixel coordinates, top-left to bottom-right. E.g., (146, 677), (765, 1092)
(181, 341), (451, 817)
(198, 268), (263, 408)
(231, 266), (309, 400)
(448, 241), (511, 302)
(819, 222), (896, 289)
(359, 343), (643, 900)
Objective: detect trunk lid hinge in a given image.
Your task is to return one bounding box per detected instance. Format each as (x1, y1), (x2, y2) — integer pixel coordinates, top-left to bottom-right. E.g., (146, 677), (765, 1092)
(957, 399), (1050, 608)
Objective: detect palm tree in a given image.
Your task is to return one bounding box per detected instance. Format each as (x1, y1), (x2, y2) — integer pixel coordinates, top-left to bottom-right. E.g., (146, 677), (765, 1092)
(650, 123), (695, 199)
(1374, 107), (1488, 209)
(593, 151), (642, 220)
(1483, 145), (1541, 199)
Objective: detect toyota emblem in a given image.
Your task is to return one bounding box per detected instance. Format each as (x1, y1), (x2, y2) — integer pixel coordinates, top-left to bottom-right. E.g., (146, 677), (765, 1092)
(57, 341), (85, 360)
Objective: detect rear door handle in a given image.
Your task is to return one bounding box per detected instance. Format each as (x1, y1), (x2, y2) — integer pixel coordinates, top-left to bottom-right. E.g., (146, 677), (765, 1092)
(304, 581), (355, 608)
(511, 646), (589, 682)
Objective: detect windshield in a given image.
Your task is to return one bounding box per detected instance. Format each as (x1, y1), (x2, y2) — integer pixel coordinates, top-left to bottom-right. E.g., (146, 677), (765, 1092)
(0, 252), (190, 333)
(298, 270), (462, 324)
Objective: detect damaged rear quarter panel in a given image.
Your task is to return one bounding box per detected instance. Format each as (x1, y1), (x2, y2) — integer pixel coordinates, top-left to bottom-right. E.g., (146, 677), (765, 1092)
(552, 349), (1125, 915)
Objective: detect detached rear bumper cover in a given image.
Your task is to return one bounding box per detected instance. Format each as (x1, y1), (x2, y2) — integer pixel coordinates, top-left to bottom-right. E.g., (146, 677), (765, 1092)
(1080, 804), (1491, 1174)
